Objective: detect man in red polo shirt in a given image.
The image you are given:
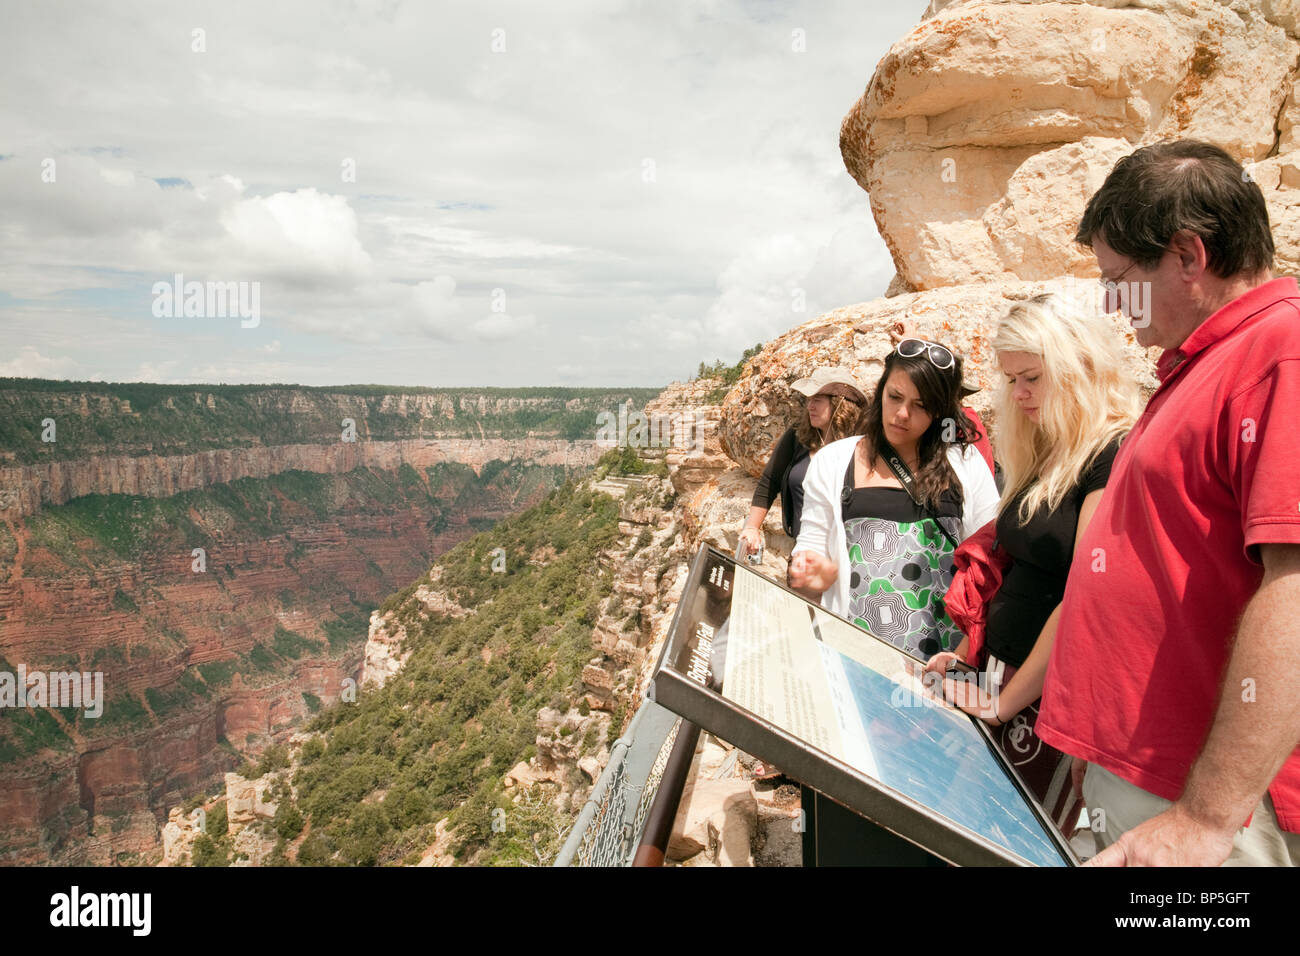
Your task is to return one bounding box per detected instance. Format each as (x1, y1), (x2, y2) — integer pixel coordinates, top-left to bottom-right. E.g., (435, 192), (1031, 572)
(1037, 140), (1300, 866)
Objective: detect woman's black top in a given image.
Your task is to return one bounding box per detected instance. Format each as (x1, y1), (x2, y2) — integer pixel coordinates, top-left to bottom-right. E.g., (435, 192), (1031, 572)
(983, 437), (1122, 669)
(751, 427), (811, 538)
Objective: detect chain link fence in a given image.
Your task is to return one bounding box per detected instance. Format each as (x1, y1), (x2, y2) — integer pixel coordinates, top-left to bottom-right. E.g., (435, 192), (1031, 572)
(555, 699), (681, 867)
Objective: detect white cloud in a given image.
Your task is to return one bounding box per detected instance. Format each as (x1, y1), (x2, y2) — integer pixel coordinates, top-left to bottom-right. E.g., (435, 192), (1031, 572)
(0, 347), (81, 379)
(221, 188), (373, 284)
(0, 0), (925, 385)
(473, 311), (537, 341)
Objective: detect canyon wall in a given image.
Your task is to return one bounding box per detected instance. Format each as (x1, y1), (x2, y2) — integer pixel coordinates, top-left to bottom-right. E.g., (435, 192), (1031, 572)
(0, 382), (629, 864)
(0, 438), (601, 519)
(0, 453), (570, 864)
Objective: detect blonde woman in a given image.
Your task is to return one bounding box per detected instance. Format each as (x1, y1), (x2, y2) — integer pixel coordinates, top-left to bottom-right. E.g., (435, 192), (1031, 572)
(925, 293), (1141, 826)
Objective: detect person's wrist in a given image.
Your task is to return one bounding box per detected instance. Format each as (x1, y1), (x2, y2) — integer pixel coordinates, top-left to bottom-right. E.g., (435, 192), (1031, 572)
(990, 698), (1005, 727)
(1175, 787), (1251, 836)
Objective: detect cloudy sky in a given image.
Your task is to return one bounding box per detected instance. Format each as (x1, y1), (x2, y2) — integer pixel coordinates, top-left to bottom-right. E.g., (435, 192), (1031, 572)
(0, 0), (924, 388)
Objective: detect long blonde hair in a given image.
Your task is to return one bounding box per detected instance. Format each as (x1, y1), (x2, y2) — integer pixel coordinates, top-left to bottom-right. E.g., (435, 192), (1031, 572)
(993, 294), (1141, 525)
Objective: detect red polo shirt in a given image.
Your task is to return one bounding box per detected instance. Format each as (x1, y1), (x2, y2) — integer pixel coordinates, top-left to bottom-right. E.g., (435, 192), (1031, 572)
(1037, 277), (1300, 833)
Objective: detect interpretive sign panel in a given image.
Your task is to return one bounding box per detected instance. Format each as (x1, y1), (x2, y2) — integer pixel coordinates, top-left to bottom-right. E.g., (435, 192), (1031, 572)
(650, 544), (1078, 867)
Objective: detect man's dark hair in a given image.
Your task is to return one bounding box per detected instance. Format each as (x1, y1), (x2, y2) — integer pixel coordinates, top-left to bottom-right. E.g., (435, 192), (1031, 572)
(1075, 139), (1274, 279)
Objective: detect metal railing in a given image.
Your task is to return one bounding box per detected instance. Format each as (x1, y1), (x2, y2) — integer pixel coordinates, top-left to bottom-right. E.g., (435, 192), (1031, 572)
(554, 697), (681, 867)
(558, 539), (757, 867)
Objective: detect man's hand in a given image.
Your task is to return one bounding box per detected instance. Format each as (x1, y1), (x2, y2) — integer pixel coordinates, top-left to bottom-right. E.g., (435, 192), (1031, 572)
(1085, 803), (1237, 867)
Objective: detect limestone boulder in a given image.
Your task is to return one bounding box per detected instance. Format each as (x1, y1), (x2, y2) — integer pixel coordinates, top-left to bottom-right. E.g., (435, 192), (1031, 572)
(504, 761), (543, 790)
(666, 777), (758, 866)
(580, 663), (615, 703)
(160, 806), (202, 867)
(416, 818), (456, 868)
(224, 772), (277, 827)
(842, 0), (1300, 290)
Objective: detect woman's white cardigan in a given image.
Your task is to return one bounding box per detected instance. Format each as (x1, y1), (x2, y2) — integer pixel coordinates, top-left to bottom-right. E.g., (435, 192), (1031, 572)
(791, 436), (1001, 619)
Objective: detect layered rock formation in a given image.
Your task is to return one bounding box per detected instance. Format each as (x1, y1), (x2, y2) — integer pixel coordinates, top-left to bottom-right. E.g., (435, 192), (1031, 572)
(4, 648), (359, 867)
(361, 567), (472, 688)
(0, 438), (599, 519)
(844, 0), (1300, 290)
(0, 439), (586, 865)
(161, 742), (315, 866)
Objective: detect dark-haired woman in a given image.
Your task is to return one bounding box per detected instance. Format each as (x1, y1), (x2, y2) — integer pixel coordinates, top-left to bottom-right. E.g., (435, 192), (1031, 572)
(786, 339), (999, 865)
(789, 341), (999, 659)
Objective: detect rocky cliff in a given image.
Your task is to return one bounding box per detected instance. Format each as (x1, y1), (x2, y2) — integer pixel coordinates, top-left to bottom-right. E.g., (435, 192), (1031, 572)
(0, 383), (637, 865)
(727, 0), (1300, 481)
(0, 456), (576, 865)
(0, 438), (597, 519)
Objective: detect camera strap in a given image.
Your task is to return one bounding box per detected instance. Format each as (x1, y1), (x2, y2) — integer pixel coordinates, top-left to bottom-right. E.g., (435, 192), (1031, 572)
(842, 438), (960, 552)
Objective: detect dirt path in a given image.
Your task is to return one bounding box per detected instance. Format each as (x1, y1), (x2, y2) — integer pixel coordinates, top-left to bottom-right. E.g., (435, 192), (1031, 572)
(4, 516), (26, 580)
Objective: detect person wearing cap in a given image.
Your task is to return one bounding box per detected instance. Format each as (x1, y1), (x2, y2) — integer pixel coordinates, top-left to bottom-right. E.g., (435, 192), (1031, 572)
(738, 367), (866, 556)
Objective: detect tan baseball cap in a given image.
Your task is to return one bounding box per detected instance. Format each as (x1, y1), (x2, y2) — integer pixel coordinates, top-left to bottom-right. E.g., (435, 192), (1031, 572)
(790, 367), (868, 404)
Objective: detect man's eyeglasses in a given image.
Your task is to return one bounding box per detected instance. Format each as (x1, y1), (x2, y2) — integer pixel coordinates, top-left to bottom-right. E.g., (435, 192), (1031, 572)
(896, 338), (955, 370)
(1099, 261), (1139, 313)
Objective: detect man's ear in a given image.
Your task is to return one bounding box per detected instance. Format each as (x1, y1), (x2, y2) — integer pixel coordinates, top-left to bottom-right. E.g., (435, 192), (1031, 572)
(1168, 229), (1208, 278)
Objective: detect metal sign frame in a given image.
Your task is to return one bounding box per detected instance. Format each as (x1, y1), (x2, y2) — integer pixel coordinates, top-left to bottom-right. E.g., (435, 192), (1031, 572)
(649, 544), (1080, 868)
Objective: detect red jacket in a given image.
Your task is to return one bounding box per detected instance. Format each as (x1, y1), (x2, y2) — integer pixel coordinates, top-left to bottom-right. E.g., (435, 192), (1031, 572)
(942, 518), (1011, 666)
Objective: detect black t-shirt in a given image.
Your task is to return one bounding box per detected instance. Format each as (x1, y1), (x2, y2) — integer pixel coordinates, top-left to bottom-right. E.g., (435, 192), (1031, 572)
(984, 437), (1122, 668)
(751, 427), (811, 538)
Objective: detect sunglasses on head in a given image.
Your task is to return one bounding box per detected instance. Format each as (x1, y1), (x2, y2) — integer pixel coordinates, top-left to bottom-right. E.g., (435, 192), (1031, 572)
(896, 338), (955, 371)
